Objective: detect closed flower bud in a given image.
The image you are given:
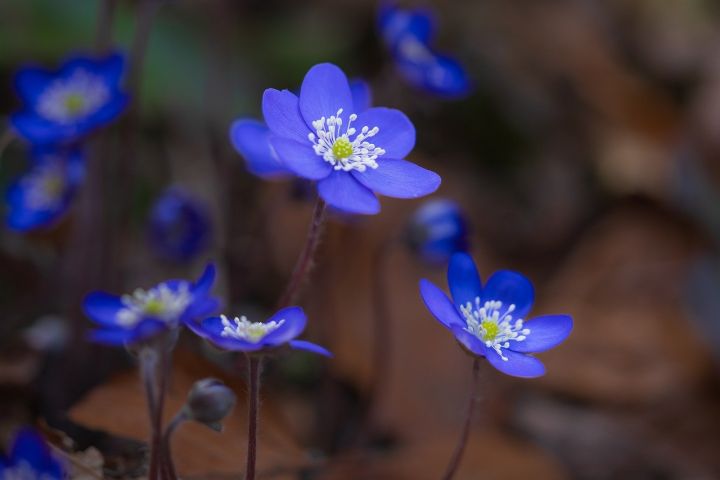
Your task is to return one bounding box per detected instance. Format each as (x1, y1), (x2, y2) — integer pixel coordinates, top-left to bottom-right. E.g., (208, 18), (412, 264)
(185, 378), (236, 431)
(406, 199), (469, 264)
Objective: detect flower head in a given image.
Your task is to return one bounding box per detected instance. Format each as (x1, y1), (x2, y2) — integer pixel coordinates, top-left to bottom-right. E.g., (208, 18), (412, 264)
(230, 79), (373, 180)
(406, 198), (469, 264)
(83, 263), (220, 345)
(260, 63), (440, 214)
(419, 253), (572, 377)
(0, 428), (63, 480)
(188, 306), (331, 356)
(148, 188), (211, 263)
(378, 4), (471, 97)
(11, 53), (129, 145)
(5, 147), (84, 232)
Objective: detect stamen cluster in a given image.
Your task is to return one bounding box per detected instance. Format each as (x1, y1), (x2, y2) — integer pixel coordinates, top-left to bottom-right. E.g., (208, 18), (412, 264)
(21, 160), (66, 210)
(36, 70), (110, 124)
(117, 284), (192, 327)
(219, 315), (285, 343)
(460, 298), (530, 361)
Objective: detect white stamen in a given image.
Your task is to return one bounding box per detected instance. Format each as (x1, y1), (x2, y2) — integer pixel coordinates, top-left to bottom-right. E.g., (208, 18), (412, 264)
(219, 315), (285, 343)
(116, 283), (192, 328)
(460, 298), (530, 361)
(21, 159), (67, 210)
(36, 69), (110, 124)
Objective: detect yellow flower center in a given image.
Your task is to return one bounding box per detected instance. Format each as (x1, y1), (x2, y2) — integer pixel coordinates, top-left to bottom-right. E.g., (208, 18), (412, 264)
(64, 94), (86, 115)
(481, 319), (499, 341)
(144, 299), (166, 316)
(332, 137), (353, 159)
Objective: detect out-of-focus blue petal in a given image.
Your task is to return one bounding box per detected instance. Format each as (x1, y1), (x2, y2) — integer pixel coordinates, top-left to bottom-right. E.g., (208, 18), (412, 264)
(450, 325), (486, 356)
(269, 137), (332, 180)
(353, 107), (415, 159)
(13, 68), (53, 106)
(10, 111), (79, 145)
(447, 252), (482, 309)
(190, 316), (264, 352)
(83, 292), (124, 327)
(317, 171), (380, 215)
(349, 79), (372, 112)
(148, 189), (211, 262)
(395, 43), (472, 98)
(352, 159), (440, 199)
(87, 328), (134, 346)
(482, 270), (535, 320)
(408, 199), (468, 264)
(419, 279), (464, 329)
(192, 263), (216, 297)
(484, 349), (546, 378)
(80, 92), (129, 132)
(378, 4), (436, 47)
(288, 340), (332, 357)
(299, 63), (354, 128)
(509, 314), (573, 353)
(261, 307), (307, 346)
(10, 429), (50, 469)
(183, 298), (220, 323)
(60, 52), (126, 86)
(262, 89), (310, 143)
(229, 119), (289, 178)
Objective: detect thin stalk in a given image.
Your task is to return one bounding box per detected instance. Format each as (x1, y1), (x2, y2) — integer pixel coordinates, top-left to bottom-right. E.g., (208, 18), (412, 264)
(275, 198), (327, 309)
(139, 349), (160, 479)
(161, 411), (187, 480)
(441, 358), (481, 480)
(155, 346), (173, 480)
(245, 355), (262, 480)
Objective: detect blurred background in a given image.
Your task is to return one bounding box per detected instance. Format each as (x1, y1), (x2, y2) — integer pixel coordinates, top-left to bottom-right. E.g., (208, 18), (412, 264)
(1, 0), (720, 478)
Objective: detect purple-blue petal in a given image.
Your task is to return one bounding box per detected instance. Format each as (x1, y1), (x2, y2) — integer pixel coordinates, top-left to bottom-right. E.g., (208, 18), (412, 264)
(262, 89), (310, 143)
(299, 63), (354, 127)
(509, 314), (573, 353)
(13, 67), (53, 106)
(10, 428), (51, 468)
(229, 119), (289, 178)
(317, 171), (380, 215)
(83, 292), (124, 327)
(419, 279), (464, 329)
(349, 79), (372, 112)
(190, 316), (264, 352)
(482, 270), (534, 320)
(261, 307), (307, 346)
(379, 4), (436, 47)
(447, 252), (482, 309)
(87, 328), (134, 346)
(353, 107), (416, 159)
(60, 53), (126, 86)
(484, 349), (546, 378)
(10, 111), (79, 145)
(192, 263), (216, 297)
(450, 325), (486, 356)
(288, 340), (333, 357)
(395, 44), (472, 98)
(352, 158), (440, 199)
(182, 298), (221, 323)
(269, 136), (332, 180)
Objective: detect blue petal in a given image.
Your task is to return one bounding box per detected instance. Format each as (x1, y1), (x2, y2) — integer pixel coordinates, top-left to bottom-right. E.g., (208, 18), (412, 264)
(395, 42), (472, 97)
(419, 279), (464, 329)
(192, 263), (216, 297)
(481, 270), (535, 320)
(317, 171), (380, 215)
(229, 119), (289, 178)
(353, 107), (415, 159)
(80, 92), (129, 130)
(450, 325), (486, 356)
(269, 137), (332, 180)
(189, 317), (263, 352)
(262, 89), (310, 143)
(379, 4), (436, 47)
(349, 79), (372, 112)
(261, 307), (307, 346)
(87, 328), (133, 345)
(447, 252), (482, 309)
(484, 349), (546, 378)
(83, 292), (124, 327)
(299, 63), (354, 126)
(509, 314), (573, 353)
(60, 53), (126, 86)
(13, 67), (53, 106)
(352, 159), (440, 198)
(183, 298), (220, 323)
(10, 111), (79, 145)
(10, 428), (50, 468)
(289, 340), (333, 357)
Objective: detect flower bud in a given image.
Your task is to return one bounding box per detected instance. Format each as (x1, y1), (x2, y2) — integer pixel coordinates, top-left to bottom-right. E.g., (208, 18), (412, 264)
(406, 199), (469, 264)
(184, 378), (236, 431)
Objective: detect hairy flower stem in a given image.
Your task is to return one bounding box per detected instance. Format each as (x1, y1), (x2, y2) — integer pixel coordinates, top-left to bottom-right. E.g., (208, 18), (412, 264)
(245, 355), (263, 480)
(161, 411), (187, 480)
(442, 358), (481, 480)
(275, 198), (327, 309)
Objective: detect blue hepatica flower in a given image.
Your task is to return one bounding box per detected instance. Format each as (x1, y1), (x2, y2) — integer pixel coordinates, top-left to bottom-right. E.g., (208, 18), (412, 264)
(420, 253), (572, 378)
(379, 4), (471, 97)
(11, 53), (129, 145)
(6, 147), (84, 232)
(148, 187), (211, 263)
(0, 428), (63, 480)
(188, 307), (331, 357)
(260, 63), (440, 214)
(407, 198), (469, 264)
(230, 79), (373, 179)
(83, 263), (220, 345)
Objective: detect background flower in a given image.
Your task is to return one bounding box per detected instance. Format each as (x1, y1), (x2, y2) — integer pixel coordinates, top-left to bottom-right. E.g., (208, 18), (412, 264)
(0, 428), (63, 480)
(406, 198), (469, 264)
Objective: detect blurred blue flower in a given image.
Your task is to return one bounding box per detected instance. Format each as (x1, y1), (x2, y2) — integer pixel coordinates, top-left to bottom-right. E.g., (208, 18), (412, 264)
(83, 263), (220, 345)
(188, 307), (331, 356)
(11, 53), (129, 145)
(229, 79), (373, 179)
(0, 428), (63, 480)
(379, 4), (471, 97)
(407, 198), (468, 264)
(261, 63), (440, 214)
(5, 147), (84, 232)
(420, 253), (572, 378)
(148, 188), (211, 263)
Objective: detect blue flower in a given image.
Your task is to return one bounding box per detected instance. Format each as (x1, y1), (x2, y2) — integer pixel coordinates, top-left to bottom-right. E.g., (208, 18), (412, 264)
(419, 253), (572, 378)
(229, 79), (373, 180)
(5, 147), (84, 232)
(11, 53), (129, 145)
(83, 263), (220, 345)
(188, 307), (331, 357)
(407, 198), (468, 264)
(379, 4), (471, 98)
(148, 187), (211, 263)
(260, 63), (440, 214)
(0, 428), (63, 480)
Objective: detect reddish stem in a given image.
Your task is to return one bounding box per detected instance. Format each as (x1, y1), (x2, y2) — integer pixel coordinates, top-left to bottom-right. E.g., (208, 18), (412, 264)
(442, 358), (481, 480)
